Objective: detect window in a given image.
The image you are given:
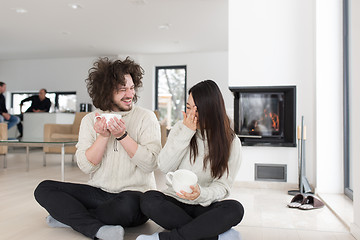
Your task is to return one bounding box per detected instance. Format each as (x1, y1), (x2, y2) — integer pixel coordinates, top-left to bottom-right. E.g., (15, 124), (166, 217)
(56, 92), (77, 113)
(11, 91), (77, 114)
(155, 66), (187, 129)
(343, 0), (352, 200)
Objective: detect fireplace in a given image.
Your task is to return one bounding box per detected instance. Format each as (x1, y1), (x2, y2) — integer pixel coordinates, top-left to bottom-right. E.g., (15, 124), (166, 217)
(229, 86), (296, 147)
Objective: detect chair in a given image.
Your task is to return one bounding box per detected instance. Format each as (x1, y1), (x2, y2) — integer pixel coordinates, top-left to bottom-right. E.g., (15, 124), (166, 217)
(0, 123), (8, 168)
(43, 112), (87, 161)
(154, 110), (168, 147)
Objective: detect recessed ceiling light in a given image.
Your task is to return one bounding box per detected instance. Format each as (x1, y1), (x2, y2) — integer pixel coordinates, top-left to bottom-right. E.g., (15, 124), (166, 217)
(68, 4), (82, 10)
(62, 31), (71, 35)
(131, 0), (147, 5)
(12, 8), (28, 14)
(158, 24), (171, 30)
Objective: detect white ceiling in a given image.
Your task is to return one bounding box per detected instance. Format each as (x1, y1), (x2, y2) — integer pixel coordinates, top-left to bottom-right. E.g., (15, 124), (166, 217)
(0, 0), (228, 60)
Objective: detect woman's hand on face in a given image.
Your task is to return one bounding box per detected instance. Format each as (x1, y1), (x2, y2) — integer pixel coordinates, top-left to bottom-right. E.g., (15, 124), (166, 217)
(176, 184), (200, 201)
(107, 117), (126, 138)
(93, 113), (110, 137)
(182, 106), (198, 131)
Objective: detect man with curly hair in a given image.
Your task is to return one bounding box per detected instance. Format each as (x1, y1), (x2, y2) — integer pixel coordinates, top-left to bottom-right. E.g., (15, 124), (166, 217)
(34, 57), (162, 240)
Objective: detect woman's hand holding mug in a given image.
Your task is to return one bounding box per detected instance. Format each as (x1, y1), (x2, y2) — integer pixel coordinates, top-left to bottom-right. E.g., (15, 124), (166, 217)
(166, 169), (200, 201)
(177, 184), (201, 201)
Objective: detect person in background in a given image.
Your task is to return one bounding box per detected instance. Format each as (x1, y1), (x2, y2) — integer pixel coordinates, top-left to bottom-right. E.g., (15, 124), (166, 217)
(34, 57), (162, 240)
(0, 82), (21, 132)
(17, 88), (51, 138)
(137, 80), (244, 240)
(20, 88), (51, 113)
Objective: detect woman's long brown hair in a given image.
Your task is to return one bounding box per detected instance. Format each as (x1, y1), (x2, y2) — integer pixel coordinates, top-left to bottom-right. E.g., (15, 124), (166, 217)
(189, 80), (235, 178)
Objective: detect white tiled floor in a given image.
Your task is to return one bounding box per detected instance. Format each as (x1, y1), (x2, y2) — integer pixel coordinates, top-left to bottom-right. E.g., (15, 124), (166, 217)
(0, 148), (356, 240)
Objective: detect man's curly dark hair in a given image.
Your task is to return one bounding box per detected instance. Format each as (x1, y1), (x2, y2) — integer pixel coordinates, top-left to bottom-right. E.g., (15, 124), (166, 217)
(85, 57), (144, 111)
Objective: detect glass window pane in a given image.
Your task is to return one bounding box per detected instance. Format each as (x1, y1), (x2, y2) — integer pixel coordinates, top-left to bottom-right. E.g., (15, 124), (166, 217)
(156, 67), (186, 128)
(58, 94), (76, 113)
(13, 93), (33, 114)
(344, 0), (352, 199)
(46, 93), (56, 113)
(11, 92), (75, 114)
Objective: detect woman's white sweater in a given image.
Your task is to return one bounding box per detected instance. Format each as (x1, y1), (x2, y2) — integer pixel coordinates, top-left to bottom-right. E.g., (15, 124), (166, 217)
(76, 106), (162, 193)
(159, 121), (242, 207)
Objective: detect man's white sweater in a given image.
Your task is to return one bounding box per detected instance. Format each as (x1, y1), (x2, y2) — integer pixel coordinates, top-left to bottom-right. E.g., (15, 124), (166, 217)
(76, 106), (162, 193)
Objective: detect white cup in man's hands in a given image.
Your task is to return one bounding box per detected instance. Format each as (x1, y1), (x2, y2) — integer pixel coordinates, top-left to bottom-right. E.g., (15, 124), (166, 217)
(166, 169), (198, 194)
(94, 113), (122, 124)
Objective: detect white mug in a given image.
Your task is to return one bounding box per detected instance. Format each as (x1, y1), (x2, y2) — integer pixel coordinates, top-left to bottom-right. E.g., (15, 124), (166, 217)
(166, 169), (198, 194)
(94, 113), (122, 124)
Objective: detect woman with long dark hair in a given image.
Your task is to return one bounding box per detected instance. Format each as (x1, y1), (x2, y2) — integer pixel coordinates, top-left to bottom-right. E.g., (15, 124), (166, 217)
(137, 80), (244, 240)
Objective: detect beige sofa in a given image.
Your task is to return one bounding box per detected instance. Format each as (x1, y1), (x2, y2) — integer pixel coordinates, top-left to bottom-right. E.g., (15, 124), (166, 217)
(154, 110), (168, 147)
(0, 123), (8, 168)
(0, 123), (8, 155)
(43, 112), (87, 155)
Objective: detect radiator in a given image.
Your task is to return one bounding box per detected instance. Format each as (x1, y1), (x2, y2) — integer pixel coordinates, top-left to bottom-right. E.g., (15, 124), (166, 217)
(255, 164), (287, 182)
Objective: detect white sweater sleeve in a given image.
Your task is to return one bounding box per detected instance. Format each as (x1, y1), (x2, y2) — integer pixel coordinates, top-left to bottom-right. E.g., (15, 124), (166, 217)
(76, 113), (101, 174)
(158, 121), (196, 173)
(130, 111), (162, 173)
(193, 137), (242, 207)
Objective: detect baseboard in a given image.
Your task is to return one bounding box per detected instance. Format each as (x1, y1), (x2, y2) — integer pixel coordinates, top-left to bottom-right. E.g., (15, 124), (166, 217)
(233, 180), (298, 190)
(351, 223), (360, 240)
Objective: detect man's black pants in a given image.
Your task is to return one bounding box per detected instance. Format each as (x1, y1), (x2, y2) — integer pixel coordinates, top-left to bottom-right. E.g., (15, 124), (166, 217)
(34, 180), (148, 239)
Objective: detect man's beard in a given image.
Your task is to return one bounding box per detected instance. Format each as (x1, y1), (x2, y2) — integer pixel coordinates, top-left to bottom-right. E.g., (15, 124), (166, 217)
(113, 98), (133, 111)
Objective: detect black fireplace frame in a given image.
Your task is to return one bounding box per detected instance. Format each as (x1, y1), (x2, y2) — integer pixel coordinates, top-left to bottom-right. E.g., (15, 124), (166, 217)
(229, 86), (296, 147)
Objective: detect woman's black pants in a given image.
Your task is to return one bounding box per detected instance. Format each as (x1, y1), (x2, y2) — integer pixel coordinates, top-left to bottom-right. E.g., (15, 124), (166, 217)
(140, 190), (244, 240)
(34, 180), (148, 239)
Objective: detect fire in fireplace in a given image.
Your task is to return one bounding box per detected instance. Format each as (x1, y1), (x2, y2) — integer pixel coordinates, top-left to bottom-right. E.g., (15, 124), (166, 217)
(241, 92), (283, 136)
(229, 86), (296, 147)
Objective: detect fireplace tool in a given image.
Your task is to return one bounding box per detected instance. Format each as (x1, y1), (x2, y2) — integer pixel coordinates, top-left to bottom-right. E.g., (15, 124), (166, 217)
(288, 116), (312, 195)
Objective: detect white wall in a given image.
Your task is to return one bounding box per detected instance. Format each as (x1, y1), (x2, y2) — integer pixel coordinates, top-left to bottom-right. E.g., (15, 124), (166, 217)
(350, 0), (360, 238)
(0, 57), (105, 111)
(315, 0), (344, 194)
(229, 0), (315, 184)
(132, 52), (231, 113)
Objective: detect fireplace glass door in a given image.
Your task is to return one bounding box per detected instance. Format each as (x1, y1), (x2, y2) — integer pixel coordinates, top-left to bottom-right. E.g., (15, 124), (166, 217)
(239, 93), (284, 138)
(230, 86), (296, 147)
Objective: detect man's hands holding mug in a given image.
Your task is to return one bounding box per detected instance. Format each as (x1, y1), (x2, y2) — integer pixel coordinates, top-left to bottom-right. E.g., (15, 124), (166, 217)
(107, 118), (126, 139)
(94, 113), (125, 138)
